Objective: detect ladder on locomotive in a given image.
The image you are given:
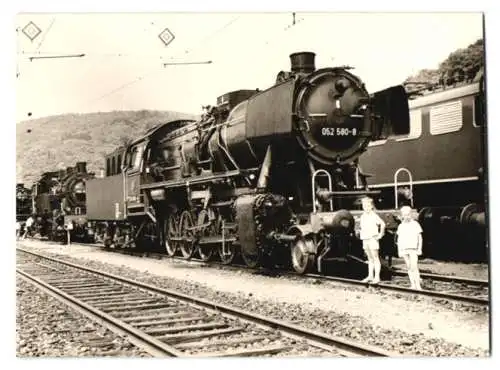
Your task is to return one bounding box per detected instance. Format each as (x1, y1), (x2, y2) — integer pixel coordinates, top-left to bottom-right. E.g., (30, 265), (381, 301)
(393, 167), (414, 208)
(312, 169), (333, 213)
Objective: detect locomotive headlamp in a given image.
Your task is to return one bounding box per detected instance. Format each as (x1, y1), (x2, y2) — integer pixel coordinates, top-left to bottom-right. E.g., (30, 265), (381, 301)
(73, 181), (85, 194)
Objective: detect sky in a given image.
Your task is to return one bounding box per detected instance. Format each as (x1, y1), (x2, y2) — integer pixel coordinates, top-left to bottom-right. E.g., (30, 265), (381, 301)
(15, 12), (484, 122)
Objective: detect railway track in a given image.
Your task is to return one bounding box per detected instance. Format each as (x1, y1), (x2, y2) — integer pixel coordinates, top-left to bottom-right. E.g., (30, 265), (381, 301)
(17, 247), (397, 358)
(21, 239), (490, 306)
(94, 245), (489, 306)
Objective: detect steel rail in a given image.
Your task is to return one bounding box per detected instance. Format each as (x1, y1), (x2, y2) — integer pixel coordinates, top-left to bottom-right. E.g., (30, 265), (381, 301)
(389, 269), (488, 286)
(20, 240), (489, 305)
(95, 246), (489, 305)
(303, 273), (489, 305)
(16, 268), (183, 357)
(17, 247), (396, 357)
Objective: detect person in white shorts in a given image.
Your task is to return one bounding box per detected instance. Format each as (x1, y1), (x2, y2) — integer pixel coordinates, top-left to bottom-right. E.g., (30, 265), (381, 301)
(23, 215), (34, 240)
(396, 206), (423, 290)
(359, 197), (385, 284)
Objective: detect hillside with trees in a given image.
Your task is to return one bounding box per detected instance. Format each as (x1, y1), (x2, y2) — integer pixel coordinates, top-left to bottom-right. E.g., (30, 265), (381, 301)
(404, 38), (484, 93)
(16, 110), (198, 186)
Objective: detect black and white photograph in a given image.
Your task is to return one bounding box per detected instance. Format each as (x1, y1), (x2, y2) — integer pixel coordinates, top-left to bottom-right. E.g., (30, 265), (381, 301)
(13, 6), (493, 360)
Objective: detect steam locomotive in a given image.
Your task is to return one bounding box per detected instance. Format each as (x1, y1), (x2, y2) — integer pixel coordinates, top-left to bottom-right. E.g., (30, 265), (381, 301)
(358, 69), (487, 261)
(84, 52), (411, 274)
(16, 183), (32, 221)
(31, 161), (95, 242)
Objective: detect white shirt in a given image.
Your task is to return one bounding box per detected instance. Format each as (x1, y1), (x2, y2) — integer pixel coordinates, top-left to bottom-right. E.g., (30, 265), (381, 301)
(359, 211), (384, 240)
(25, 217), (34, 227)
(397, 220), (423, 250)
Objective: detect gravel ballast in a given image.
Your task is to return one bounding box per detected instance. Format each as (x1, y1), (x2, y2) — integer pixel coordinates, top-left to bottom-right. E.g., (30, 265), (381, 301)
(16, 276), (148, 357)
(17, 241), (490, 357)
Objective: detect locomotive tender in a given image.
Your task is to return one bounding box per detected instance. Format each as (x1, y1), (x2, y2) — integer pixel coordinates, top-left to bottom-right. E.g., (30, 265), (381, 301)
(86, 52), (411, 274)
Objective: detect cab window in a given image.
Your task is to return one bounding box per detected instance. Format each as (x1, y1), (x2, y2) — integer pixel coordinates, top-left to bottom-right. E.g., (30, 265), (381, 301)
(473, 95), (485, 127)
(128, 146), (145, 172)
(106, 158), (111, 176)
(117, 154), (122, 173)
(396, 109), (422, 141)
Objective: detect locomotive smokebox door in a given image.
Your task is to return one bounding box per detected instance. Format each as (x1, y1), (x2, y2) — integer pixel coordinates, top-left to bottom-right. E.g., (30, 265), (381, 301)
(372, 85), (410, 137)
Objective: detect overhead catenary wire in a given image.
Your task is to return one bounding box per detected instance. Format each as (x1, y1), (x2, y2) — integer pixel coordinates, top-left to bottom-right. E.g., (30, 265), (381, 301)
(35, 17), (56, 52)
(83, 16), (241, 108)
(20, 14), (298, 113)
(19, 16), (242, 61)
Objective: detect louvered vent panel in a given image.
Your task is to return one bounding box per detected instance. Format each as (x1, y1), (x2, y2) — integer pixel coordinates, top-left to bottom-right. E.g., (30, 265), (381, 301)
(430, 100), (463, 135)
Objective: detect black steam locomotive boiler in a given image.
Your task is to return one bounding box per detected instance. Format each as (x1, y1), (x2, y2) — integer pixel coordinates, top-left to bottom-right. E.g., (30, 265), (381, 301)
(32, 161), (95, 242)
(86, 52), (410, 273)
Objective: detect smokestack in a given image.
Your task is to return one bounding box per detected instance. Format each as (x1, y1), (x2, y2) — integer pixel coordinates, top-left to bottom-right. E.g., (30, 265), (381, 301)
(290, 52), (316, 74)
(76, 161), (87, 173)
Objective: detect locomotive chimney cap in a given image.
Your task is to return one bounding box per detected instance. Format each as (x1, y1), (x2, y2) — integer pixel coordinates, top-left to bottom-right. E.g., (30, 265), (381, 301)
(290, 52), (316, 74)
(76, 161), (87, 173)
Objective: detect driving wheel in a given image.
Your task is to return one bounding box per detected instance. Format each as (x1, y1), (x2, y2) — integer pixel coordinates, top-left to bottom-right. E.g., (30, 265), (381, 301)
(164, 212), (180, 257)
(179, 210), (196, 259)
(197, 209), (215, 262)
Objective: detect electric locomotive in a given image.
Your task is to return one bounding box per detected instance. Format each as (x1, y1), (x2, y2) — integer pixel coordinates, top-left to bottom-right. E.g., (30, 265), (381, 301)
(358, 69), (487, 261)
(86, 52), (411, 273)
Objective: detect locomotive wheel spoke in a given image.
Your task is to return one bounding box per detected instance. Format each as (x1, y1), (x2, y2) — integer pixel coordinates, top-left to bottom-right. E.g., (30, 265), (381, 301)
(217, 213), (237, 264)
(197, 210), (214, 262)
(219, 243), (237, 265)
(180, 211), (196, 259)
(165, 213), (179, 257)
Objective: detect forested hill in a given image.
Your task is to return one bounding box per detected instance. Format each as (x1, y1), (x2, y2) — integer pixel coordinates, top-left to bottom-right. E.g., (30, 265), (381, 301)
(16, 110), (198, 186)
(404, 38), (484, 89)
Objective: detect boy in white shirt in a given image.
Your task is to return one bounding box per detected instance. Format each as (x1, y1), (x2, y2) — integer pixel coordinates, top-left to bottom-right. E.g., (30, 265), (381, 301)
(23, 216), (34, 240)
(359, 197), (385, 284)
(396, 206), (423, 290)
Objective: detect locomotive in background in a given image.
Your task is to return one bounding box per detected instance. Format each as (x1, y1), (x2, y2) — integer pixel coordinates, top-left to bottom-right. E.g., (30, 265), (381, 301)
(85, 51), (411, 274)
(359, 69), (487, 261)
(31, 161), (95, 242)
(16, 183), (32, 221)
